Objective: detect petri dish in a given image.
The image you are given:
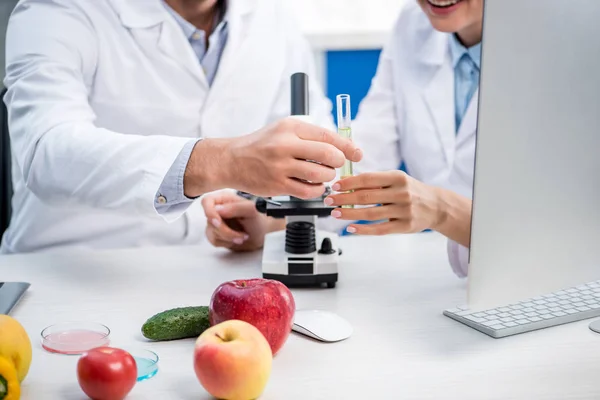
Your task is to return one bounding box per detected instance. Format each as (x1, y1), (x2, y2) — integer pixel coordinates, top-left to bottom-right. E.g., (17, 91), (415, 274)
(127, 348), (159, 381)
(41, 322), (110, 355)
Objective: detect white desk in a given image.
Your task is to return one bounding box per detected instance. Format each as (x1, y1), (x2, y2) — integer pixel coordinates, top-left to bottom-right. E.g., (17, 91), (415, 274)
(2, 232), (600, 399)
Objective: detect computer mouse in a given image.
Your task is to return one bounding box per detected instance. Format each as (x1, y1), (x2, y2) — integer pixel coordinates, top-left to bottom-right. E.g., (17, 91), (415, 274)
(589, 319), (600, 334)
(292, 309), (353, 342)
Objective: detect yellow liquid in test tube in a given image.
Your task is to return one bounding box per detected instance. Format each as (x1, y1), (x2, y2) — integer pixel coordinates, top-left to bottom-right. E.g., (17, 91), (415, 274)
(336, 94), (353, 208)
(338, 127), (353, 179)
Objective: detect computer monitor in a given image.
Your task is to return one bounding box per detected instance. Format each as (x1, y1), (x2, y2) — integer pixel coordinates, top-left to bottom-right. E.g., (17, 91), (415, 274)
(467, 0), (600, 310)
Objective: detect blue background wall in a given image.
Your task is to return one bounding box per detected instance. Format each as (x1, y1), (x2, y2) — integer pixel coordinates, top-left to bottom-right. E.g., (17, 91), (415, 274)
(325, 47), (407, 177)
(325, 49), (381, 124)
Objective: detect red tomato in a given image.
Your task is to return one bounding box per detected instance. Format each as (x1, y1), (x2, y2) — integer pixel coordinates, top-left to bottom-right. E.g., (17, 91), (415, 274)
(77, 347), (137, 400)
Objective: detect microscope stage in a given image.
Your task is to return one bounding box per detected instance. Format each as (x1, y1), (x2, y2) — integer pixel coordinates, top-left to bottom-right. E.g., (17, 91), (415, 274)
(264, 197), (336, 218)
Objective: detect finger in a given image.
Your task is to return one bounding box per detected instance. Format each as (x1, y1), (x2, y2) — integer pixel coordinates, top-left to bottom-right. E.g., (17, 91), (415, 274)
(203, 198), (226, 231)
(207, 227), (230, 248)
(201, 191), (240, 221)
(290, 140), (345, 169)
(211, 235), (239, 250)
(209, 229), (251, 251)
(217, 200), (259, 219)
(332, 171), (408, 192)
(212, 230), (248, 246)
(286, 160), (337, 184)
(208, 208), (249, 244)
(213, 219), (250, 244)
(325, 188), (401, 207)
(284, 178), (326, 200)
(330, 204), (400, 221)
(214, 238), (235, 249)
(345, 220), (410, 236)
(201, 194), (218, 218)
(291, 119), (363, 162)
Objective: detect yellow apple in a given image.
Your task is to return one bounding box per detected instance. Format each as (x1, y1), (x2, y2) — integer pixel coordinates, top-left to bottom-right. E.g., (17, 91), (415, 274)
(193, 319), (272, 400)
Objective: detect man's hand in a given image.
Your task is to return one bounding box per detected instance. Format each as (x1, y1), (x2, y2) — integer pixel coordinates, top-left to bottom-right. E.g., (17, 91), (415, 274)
(323, 171), (472, 247)
(202, 190), (284, 252)
(184, 118), (363, 199)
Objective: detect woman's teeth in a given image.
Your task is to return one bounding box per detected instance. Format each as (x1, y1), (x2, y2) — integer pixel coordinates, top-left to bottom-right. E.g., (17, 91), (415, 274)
(427, 0), (462, 7)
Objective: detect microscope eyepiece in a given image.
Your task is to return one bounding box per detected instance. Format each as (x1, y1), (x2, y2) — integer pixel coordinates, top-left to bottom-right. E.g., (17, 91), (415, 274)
(291, 72), (309, 116)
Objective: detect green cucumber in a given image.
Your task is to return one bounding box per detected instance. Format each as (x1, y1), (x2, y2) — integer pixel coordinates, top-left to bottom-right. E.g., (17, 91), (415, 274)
(141, 306), (210, 341)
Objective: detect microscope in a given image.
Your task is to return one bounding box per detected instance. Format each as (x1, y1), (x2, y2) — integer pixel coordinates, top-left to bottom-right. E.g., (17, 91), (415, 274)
(254, 72), (342, 288)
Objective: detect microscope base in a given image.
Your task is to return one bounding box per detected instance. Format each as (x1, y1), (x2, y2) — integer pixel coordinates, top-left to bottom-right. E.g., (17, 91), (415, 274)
(261, 229), (340, 289)
(263, 273), (338, 288)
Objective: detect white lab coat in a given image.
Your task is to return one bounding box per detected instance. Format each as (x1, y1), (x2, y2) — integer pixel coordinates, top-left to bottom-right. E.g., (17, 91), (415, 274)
(1, 0), (334, 254)
(349, 2), (476, 276)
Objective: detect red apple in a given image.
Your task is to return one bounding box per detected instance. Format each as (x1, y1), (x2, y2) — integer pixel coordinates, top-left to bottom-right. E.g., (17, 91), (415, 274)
(194, 320), (272, 400)
(209, 279), (295, 355)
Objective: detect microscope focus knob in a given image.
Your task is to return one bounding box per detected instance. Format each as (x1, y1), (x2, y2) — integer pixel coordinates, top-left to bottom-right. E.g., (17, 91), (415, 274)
(318, 237), (336, 254)
(256, 198), (267, 214)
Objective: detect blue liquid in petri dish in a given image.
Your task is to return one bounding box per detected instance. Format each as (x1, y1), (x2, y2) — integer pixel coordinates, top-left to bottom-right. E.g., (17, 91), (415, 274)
(134, 356), (158, 381)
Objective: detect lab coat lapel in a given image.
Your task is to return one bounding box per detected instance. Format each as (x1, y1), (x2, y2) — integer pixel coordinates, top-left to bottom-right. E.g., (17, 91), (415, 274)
(205, 0), (257, 106)
(157, 18), (208, 89)
(108, 0), (207, 89)
(212, 0), (255, 82)
(205, 0), (280, 115)
(420, 33), (456, 166)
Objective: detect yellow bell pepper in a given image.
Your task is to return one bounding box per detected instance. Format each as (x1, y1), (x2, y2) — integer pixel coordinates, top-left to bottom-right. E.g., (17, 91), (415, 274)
(0, 356), (20, 400)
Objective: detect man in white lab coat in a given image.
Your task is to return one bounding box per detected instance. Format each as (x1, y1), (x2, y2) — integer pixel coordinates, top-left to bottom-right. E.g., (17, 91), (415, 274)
(0, 0), (361, 253)
(203, 0), (481, 277)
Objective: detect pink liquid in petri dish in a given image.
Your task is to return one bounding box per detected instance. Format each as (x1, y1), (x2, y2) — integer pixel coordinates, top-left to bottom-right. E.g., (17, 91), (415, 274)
(42, 330), (110, 354)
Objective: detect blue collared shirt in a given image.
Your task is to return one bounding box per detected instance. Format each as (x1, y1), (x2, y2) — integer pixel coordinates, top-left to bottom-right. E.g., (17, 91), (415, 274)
(449, 34), (481, 132)
(155, 1), (229, 215)
(162, 2), (228, 85)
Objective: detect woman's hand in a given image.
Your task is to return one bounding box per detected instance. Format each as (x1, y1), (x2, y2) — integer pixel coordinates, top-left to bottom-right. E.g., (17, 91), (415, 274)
(324, 171), (472, 247)
(202, 190), (284, 252)
(324, 171), (445, 235)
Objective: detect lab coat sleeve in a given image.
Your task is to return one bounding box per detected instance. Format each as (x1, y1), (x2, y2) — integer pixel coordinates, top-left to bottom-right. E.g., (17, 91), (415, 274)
(4, 2), (193, 219)
(351, 36), (403, 176)
(447, 239), (469, 278)
(155, 139), (202, 216)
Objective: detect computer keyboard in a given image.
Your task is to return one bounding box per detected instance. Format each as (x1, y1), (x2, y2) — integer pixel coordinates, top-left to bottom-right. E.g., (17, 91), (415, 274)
(443, 280), (600, 338)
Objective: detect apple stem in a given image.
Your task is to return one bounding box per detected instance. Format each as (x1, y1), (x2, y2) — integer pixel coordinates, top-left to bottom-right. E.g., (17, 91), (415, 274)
(215, 333), (226, 342)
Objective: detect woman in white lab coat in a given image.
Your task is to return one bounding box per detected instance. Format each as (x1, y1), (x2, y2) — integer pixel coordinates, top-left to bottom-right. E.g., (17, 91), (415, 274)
(323, 0), (482, 277)
(204, 0), (482, 276)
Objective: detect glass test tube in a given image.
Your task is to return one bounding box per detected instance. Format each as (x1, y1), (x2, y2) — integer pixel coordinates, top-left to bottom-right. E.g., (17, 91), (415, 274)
(336, 94), (353, 208)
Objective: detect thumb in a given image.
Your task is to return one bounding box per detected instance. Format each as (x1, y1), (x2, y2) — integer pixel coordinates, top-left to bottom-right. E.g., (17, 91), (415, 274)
(202, 194), (222, 222)
(201, 190), (240, 217)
